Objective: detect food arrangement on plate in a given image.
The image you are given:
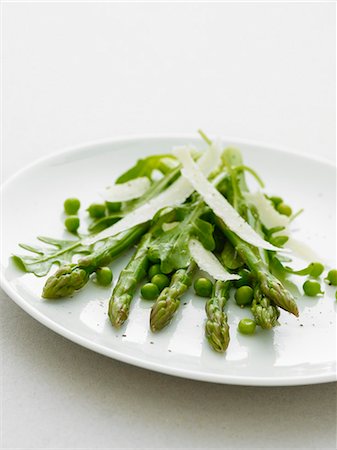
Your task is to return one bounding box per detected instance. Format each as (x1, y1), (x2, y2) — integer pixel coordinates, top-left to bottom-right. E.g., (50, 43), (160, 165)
(12, 131), (337, 353)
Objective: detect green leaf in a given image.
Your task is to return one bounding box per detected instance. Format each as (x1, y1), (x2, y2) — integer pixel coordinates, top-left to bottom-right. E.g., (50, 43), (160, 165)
(88, 212), (123, 234)
(116, 154), (176, 184)
(220, 241), (244, 270)
(148, 201), (215, 274)
(269, 256), (288, 280)
(269, 256), (322, 281)
(12, 236), (91, 277)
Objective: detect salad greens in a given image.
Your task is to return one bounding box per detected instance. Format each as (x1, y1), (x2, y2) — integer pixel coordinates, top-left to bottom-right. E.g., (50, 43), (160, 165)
(13, 130), (333, 353)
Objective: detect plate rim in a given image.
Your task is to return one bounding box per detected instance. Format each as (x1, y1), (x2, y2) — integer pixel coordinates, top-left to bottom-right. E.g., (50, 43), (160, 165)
(1, 134), (336, 386)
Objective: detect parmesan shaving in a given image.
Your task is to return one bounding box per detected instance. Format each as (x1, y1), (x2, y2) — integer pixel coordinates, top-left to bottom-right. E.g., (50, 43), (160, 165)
(102, 177), (151, 202)
(189, 239), (240, 281)
(84, 143), (221, 245)
(244, 191), (289, 231)
(174, 147), (282, 252)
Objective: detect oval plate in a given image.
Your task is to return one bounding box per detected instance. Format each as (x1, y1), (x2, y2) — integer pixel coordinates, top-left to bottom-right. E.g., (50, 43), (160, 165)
(1, 136), (336, 386)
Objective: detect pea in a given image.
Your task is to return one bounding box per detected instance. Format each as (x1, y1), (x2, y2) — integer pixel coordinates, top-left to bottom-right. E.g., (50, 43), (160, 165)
(141, 283), (160, 300)
(325, 269), (337, 286)
(276, 203), (292, 217)
(238, 318), (256, 335)
(87, 203), (106, 219)
(270, 235), (288, 247)
(269, 196), (283, 207)
(303, 279), (324, 297)
(96, 267), (113, 286)
(147, 248), (161, 264)
(106, 201), (122, 213)
(151, 274), (170, 291)
(194, 277), (213, 298)
(148, 264), (162, 279)
(235, 286), (254, 307)
(65, 216), (80, 233)
(309, 262), (324, 278)
(64, 197), (81, 215)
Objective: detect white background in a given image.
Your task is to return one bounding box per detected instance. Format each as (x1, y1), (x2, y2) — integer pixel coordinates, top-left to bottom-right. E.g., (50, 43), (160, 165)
(1, 2), (336, 449)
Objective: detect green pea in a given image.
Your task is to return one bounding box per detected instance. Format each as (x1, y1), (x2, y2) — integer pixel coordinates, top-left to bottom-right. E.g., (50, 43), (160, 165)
(64, 197), (81, 215)
(194, 277), (213, 298)
(325, 269), (337, 286)
(303, 279), (324, 297)
(96, 267), (113, 286)
(309, 262), (324, 278)
(87, 203), (106, 219)
(147, 248), (161, 264)
(151, 274), (170, 291)
(270, 235), (289, 247)
(65, 216), (80, 233)
(238, 318), (256, 335)
(276, 203), (292, 217)
(148, 264), (162, 279)
(141, 283), (160, 300)
(269, 196), (283, 207)
(235, 286), (254, 307)
(106, 201), (122, 213)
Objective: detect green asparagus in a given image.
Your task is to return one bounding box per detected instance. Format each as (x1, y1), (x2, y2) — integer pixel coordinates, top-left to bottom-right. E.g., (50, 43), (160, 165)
(205, 280), (231, 352)
(220, 145), (299, 318)
(108, 232), (151, 327)
(150, 262), (196, 331)
(251, 286), (280, 329)
(43, 224), (148, 298)
(222, 232), (299, 316)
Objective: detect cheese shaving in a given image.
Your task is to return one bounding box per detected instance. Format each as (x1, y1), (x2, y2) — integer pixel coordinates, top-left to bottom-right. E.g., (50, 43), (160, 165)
(244, 191), (289, 231)
(84, 143), (221, 245)
(189, 239), (240, 281)
(102, 177), (151, 202)
(174, 147), (282, 252)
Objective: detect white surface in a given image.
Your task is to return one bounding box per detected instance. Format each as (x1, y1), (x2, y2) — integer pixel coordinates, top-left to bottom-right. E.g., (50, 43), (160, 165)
(1, 2), (336, 449)
(4, 136), (335, 388)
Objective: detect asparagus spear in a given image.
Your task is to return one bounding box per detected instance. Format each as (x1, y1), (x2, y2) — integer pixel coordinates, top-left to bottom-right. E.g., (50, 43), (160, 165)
(220, 146), (299, 317)
(150, 262), (196, 331)
(108, 232), (151, 328)
(42, 224), (148, 298)
(220, 227), (298, 316)
(205, 280), (231, 352)
(251, 286), (280, 329)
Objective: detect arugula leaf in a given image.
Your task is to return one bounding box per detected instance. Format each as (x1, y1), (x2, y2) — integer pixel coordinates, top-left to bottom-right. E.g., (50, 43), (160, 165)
(88, 212), (123, 234)
(269, 255), (322, 281)
(220, 241), (244, 270)
(12, 236), (91, 277)
(148, 201), (215, 274)
(116, 154), (176, 184)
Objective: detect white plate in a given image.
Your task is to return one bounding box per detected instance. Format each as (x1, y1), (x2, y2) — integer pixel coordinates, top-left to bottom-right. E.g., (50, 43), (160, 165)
(1, 136), (336, 386)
